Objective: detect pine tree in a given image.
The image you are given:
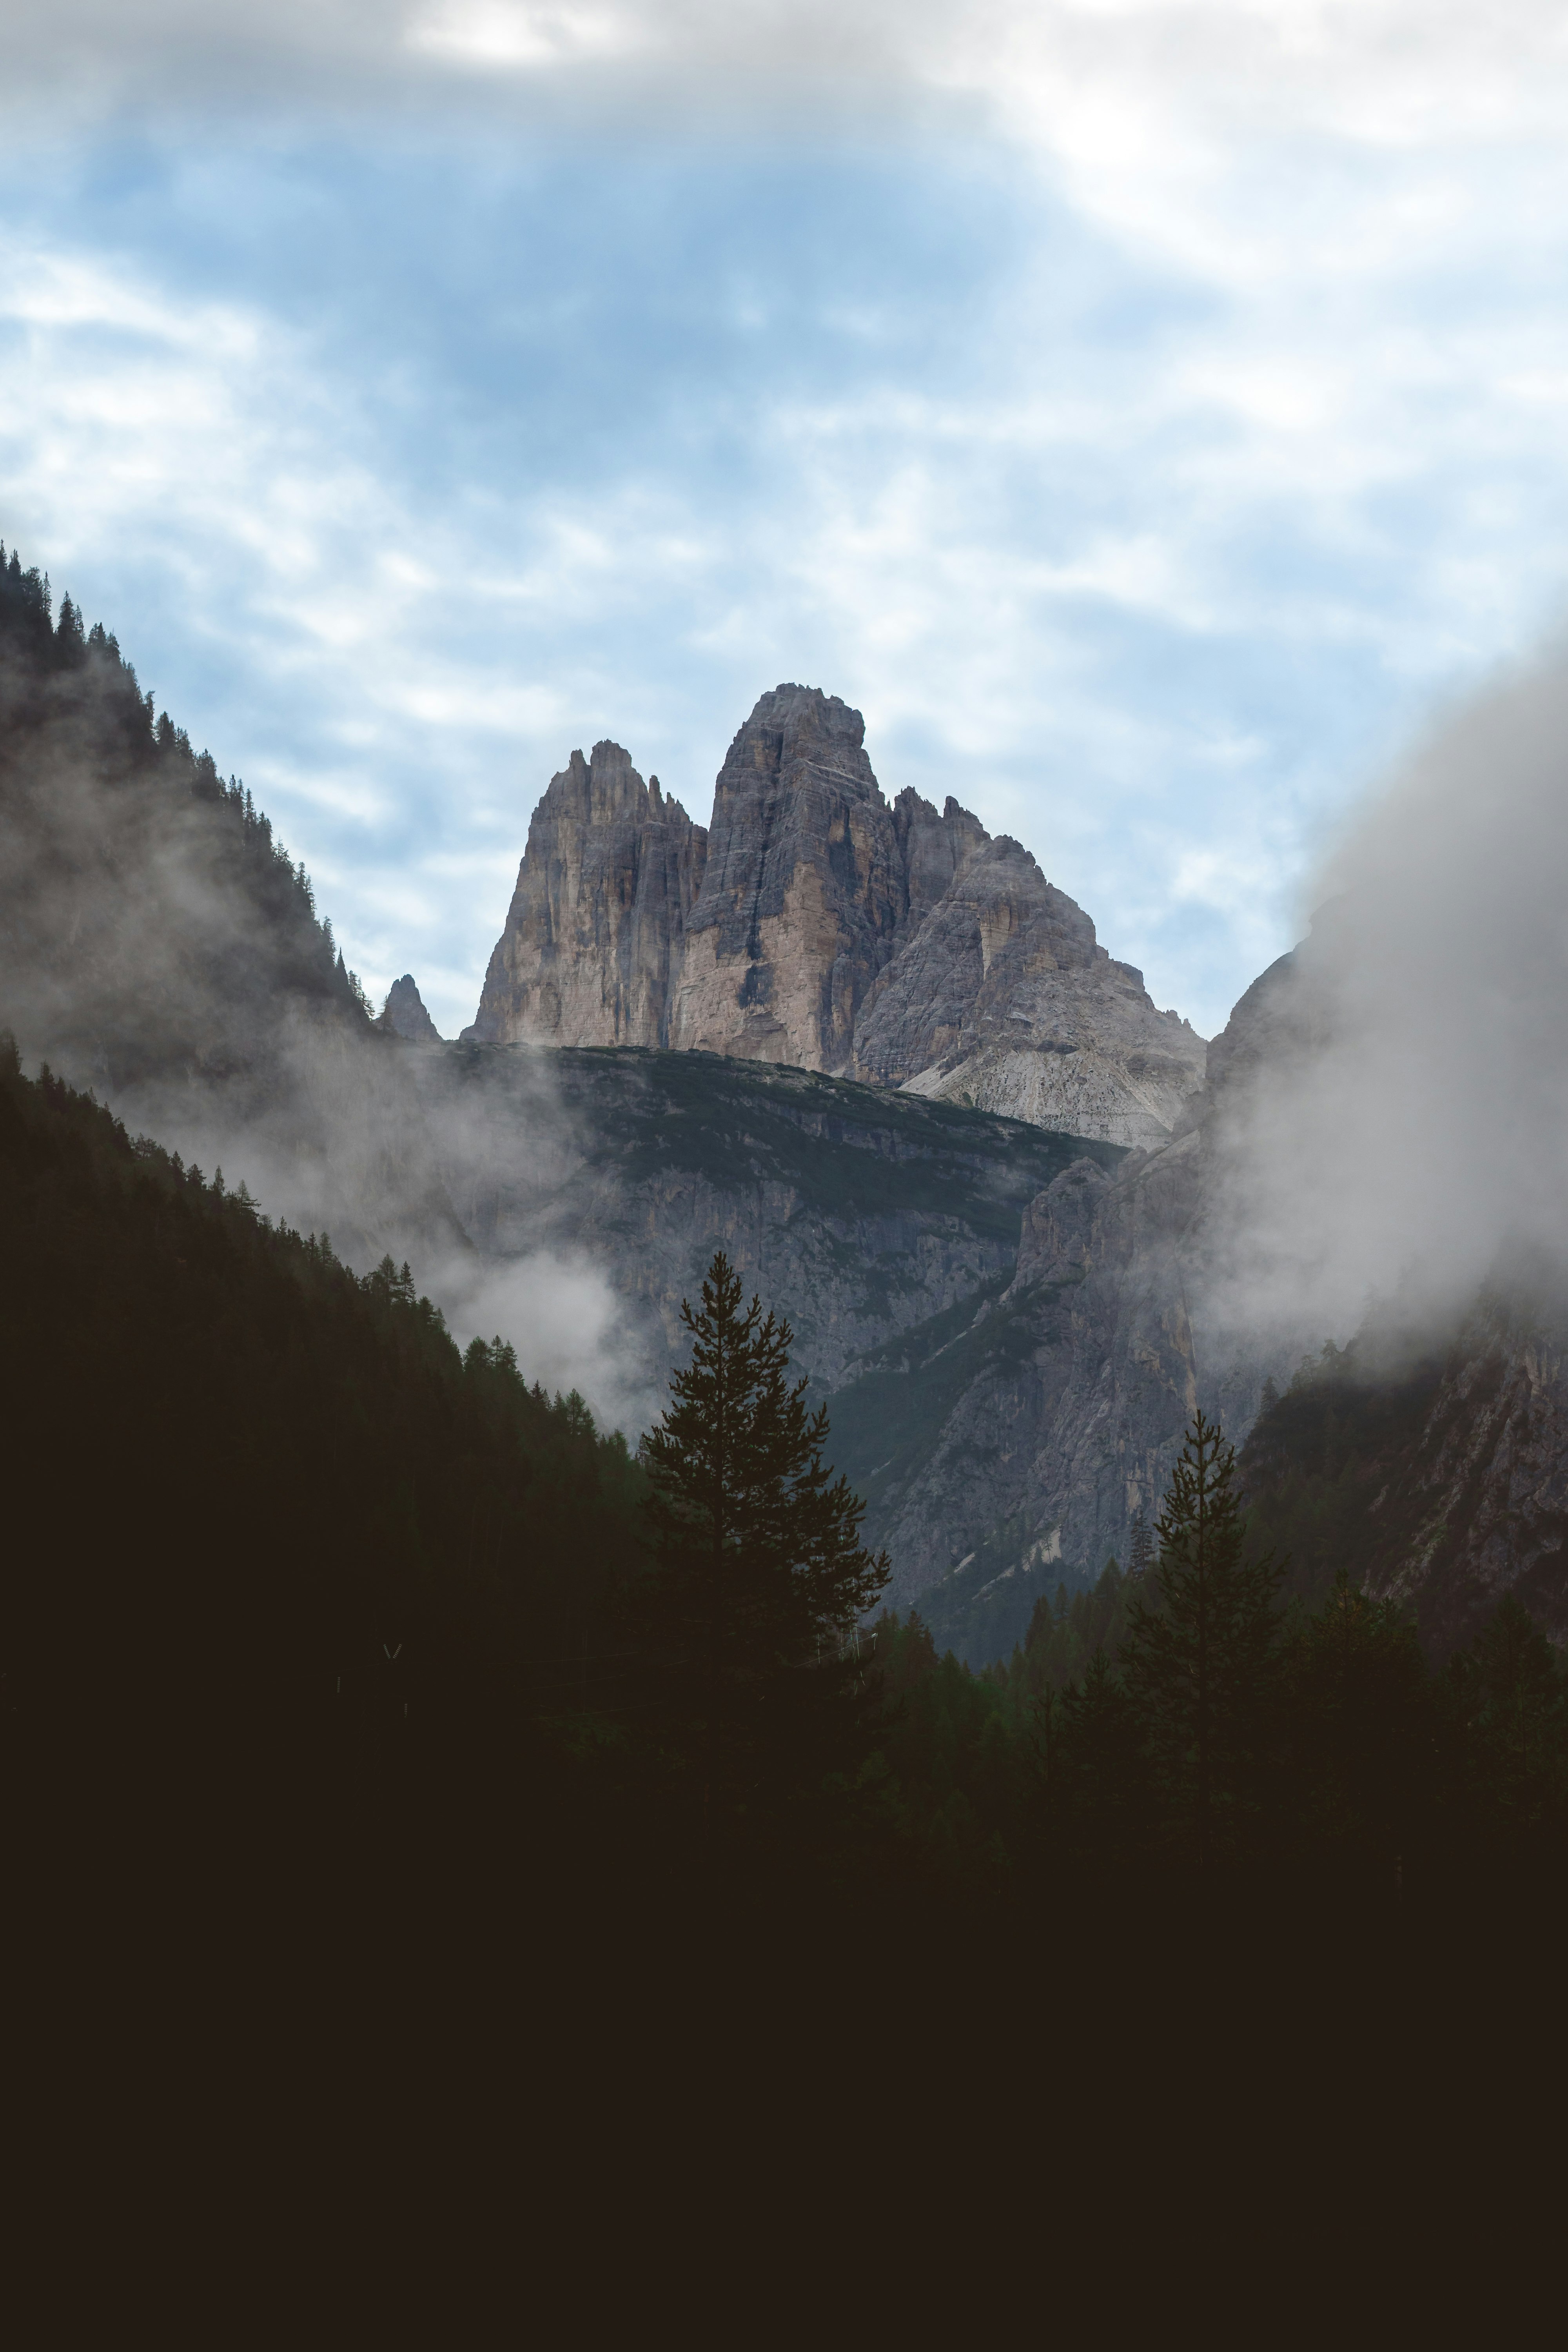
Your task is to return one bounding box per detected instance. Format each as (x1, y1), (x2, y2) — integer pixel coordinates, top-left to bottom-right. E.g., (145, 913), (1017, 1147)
(1278, 1566), (1432, 1886)
(636, 1252), (889, 1818)
(1127, 1506), (1154, 1579)
(1121, 1410), (1282, 1870)
(1463, 1595), (1565, 1782)
(1058, 1648), (1153, 1859)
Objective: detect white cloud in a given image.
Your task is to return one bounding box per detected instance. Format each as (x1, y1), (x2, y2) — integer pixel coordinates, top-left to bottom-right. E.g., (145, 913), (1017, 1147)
(5, 5), (1568, 1039)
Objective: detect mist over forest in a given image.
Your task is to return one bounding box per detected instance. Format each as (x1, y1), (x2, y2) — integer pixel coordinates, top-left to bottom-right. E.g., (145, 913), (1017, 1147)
(6, 525), (1568, 2057)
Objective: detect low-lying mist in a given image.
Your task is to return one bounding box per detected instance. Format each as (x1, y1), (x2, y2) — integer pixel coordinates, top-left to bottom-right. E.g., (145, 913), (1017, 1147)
(0, 591), (653, 1437)
(1208, 637), (1568, 1354)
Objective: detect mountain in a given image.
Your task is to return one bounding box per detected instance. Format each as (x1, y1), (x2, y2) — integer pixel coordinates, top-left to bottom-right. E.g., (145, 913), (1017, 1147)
(0, 546), (463, 1268)
(1240, 1282), (1568, 1653)
(468, 743), (706, 1049)
(0, 562), (1256, 1653)
(854, 834), (1207, 1148)
(11, 543), (1564, 1664)
(402, 1039), (1169, 1649)
(379, 975), (443, 1044)
(470, 684), (1206, 1149)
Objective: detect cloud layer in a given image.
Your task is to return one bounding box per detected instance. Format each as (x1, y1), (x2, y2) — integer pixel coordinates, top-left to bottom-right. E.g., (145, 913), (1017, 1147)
(1211, 637), (1568, 1347)
(4, 5), (1568, 1038)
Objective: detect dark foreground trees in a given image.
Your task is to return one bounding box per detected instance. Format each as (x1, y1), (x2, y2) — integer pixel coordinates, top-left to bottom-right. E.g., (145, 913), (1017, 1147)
(1120, 1409), (1283, 1869)
(634, 1252), (890, 1838)
(8, 1045), (1566, 1947)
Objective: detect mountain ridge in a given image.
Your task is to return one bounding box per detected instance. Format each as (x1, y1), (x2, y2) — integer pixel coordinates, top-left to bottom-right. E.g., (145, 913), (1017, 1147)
(469, 684), (1207, 1151)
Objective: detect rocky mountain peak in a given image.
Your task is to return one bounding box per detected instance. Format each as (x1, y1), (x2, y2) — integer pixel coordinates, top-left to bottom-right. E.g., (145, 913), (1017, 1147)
(465, 739), (707, 1049)
(468, 683), (1207, 1146)
(669, 684), (907, 1069)
(891, 788), (989, 933)
(379, 975), (442, 1044)
(855, 828), (1204, 1148)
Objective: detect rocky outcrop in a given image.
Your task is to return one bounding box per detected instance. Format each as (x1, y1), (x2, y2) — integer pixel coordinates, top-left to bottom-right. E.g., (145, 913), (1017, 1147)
(472, 686), (1207, 1148)
(855, 837), (1207, 1148)
(667, 685), (913, 1068)
(467, 743), (706, 1047)
(855, 1124), (1208, 1632)
(379, 975), (442, 1044)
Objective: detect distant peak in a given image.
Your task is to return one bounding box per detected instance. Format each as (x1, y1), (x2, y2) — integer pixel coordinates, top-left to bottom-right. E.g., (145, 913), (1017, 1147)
(379, 975), (442, 1045)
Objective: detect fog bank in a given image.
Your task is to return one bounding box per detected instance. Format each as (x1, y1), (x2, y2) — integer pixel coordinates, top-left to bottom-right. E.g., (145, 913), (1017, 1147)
(1209, 641), (1568, 1347)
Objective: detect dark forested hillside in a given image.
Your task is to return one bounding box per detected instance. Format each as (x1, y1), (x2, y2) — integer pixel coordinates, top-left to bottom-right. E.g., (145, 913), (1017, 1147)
(1240, 1273), (1568, 1653)
(0, 544), (359, 1064)
(0, 545), (461, 1265)
(0, 1044), (646, 1886)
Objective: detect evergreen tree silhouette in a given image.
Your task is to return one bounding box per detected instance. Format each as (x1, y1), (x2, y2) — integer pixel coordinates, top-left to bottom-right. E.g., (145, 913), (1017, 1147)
(637, 1251), (889, 1825)
(1122, 1410), (1282, 1870)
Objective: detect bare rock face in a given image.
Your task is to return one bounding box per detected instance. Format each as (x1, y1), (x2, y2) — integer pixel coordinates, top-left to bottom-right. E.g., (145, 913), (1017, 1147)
(470, 684), (1207, 1147)
(855, 837), (1207, 1149)
(668, 685), (909, 1069)
(891, 786), (989, 933)
(379, 975), (442, 1044)
(467, 742), (706, 1047)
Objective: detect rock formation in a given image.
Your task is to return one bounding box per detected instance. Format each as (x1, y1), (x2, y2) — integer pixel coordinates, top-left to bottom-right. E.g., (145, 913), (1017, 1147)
(470, 684), (1207, 1147)
(854, 836), (1207, 1149)
(467, 742), (706, 1047)
(668, 684), (915, 1068)
(379, 975), (443, 1044)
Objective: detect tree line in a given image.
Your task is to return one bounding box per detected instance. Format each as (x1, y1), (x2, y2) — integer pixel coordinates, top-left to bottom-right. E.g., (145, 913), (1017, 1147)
(5, 1044), (1564, 1942)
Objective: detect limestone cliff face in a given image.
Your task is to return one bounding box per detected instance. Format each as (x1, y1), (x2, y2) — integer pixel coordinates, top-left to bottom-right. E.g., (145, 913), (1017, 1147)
(467, 742), (706, 1047)
(472, 685), (1207, 1147)
(855, 838), (1207, 1149)
(668, 685), (910, 1069)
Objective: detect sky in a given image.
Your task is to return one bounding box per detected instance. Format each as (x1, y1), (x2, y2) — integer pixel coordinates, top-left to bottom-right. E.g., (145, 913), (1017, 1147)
(4, 4), (1568, 1040)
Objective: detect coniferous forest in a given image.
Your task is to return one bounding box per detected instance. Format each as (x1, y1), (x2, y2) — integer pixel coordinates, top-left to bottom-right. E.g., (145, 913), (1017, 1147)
(7, 1049), (1568, 1961)
(5, 544), (1568, 2025)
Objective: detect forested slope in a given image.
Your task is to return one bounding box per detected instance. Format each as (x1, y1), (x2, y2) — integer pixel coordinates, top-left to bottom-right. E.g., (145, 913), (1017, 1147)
(0, 1045), (645, 1882)
(0, 544), (461, 1265)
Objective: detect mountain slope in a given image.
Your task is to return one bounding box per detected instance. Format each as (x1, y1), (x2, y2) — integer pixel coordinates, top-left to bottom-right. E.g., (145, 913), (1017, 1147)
(0, 545), (463, 1265)
(0, 1045), (646, 1865)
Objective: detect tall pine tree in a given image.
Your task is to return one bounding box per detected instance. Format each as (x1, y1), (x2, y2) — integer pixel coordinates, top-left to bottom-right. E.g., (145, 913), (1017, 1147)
(1122, 1410), (1282, 1870)
(636, 1252), (889, 1823)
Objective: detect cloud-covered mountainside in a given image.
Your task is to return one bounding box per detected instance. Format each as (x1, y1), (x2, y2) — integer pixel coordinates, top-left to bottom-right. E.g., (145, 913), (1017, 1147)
(0, 546), (456, 1267)
(6, 543), (1568, 1661)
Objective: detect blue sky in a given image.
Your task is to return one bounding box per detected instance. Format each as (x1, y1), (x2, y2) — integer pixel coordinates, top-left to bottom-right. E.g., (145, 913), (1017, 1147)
(5, 4), (1568, 1039)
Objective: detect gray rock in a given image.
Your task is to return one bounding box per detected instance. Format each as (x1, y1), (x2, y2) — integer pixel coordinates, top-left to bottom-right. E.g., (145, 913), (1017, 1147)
(668, 685), (909, 1070)
(470, 685), (1209, 1149)
(855, 836), (1207, 1148)
(379, 975), (443, 1044)
(467, 743), (706, 1047)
